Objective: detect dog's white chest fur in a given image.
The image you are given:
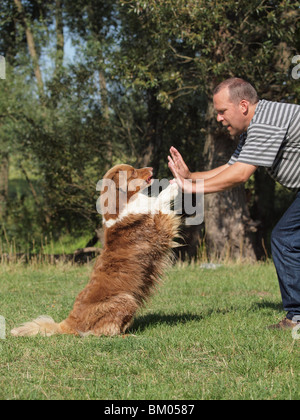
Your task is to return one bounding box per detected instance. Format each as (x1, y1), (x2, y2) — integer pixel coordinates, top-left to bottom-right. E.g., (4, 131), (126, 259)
(104, 183), (179, 228)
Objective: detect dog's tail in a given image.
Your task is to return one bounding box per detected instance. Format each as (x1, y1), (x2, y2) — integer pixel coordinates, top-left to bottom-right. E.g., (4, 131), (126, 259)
(11, 316), (69, 337)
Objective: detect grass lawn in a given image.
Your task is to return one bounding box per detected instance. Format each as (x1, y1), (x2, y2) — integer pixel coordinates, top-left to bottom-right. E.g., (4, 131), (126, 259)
(0, 261), (299, 400)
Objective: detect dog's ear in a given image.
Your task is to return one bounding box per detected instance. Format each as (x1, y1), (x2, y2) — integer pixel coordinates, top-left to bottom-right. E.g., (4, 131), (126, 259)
(97, 169), (131, 221)
(98, 178), (118, 218)
(113, 170), (128, 194)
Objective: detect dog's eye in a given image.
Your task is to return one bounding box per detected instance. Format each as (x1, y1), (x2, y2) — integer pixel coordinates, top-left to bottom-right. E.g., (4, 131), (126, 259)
(131, 170), (138, 178)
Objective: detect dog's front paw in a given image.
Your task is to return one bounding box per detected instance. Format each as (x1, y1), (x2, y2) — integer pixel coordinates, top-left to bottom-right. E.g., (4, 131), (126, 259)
(156, 182), (179, 209)
(168, 182), (179, 200)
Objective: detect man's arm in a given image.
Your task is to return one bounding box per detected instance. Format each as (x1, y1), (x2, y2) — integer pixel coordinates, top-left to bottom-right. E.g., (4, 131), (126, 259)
(202, 162), (257, 193)
(169, 161), (257, 194)
(190, 164), (230, 180)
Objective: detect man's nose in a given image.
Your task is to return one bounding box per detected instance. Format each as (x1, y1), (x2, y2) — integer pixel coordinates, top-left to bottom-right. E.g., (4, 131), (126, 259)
(216, 113), (223, 122)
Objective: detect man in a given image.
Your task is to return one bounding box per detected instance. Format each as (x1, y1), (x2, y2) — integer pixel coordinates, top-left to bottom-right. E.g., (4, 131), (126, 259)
(168, 77), (300, 330)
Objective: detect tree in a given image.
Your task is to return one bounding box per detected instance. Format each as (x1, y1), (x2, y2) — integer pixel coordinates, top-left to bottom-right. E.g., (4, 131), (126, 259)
(0, 0), (127, 246)
(0, 0), (298, 258)
(118, 0), (299, 259)
(13, 0), (44, 97)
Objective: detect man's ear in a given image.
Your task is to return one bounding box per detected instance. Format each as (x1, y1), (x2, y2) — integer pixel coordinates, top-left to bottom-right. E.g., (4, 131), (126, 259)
(240, 99), (249, 115)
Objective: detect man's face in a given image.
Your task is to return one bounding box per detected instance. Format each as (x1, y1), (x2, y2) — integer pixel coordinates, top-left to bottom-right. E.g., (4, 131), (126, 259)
(213, 88), (247, 136)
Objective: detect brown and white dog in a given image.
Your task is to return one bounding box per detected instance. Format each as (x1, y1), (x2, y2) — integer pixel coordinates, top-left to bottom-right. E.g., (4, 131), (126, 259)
(11, 164), (180, 338)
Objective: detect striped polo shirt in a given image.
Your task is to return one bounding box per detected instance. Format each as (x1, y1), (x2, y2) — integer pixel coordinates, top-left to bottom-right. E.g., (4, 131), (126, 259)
(228, 99), (300, 190)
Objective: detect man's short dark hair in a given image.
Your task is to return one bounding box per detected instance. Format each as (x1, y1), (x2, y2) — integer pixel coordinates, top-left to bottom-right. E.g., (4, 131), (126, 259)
(213, 77), (259, 105)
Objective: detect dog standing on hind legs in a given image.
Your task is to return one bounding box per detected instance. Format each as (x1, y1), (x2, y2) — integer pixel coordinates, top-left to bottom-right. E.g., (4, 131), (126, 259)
(11, 164), (181, 338)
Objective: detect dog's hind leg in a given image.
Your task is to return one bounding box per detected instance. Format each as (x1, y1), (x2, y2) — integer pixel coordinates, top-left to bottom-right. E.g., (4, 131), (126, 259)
(82, 293), (138, 337)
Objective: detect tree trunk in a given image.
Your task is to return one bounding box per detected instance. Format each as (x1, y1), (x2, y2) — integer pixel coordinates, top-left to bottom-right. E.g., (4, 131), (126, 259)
(136, 89), (162, 174)
(55, 0), (65, 76)
(99, 69), (110, 120)
(98, 61), (112, 167)
(203, 101), (257, 261)
(14, 0), (44, 98)
(0, 153), (9, 221)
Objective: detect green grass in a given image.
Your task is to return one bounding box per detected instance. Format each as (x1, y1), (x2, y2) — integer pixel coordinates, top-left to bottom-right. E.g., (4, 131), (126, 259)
(41, 233), (101, 255)
(0, 232), (99, 256)
(0, 262), (299, 400)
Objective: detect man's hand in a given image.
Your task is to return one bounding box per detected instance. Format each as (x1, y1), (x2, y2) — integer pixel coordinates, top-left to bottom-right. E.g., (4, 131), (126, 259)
(170, 160), (257, 195)
(168, 146), (195, 193)
(168, 147), (191, 179)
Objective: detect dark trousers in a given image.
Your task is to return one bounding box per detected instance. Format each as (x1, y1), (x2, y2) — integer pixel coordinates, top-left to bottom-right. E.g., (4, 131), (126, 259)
(271, 192), (300, 321)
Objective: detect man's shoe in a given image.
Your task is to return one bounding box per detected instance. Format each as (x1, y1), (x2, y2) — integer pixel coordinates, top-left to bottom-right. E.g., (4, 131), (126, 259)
(268, 317), (299, 330)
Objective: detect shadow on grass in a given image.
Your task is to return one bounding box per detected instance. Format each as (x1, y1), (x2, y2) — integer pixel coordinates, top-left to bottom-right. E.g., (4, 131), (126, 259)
(130, 313), (201, 333)
(130, 301), (285, 333)
(130, 309), (231, 333)
(251, 300), (283, 312)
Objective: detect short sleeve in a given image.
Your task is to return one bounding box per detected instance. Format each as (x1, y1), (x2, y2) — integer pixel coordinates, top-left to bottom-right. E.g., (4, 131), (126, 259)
(235, 124), (287, 168)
